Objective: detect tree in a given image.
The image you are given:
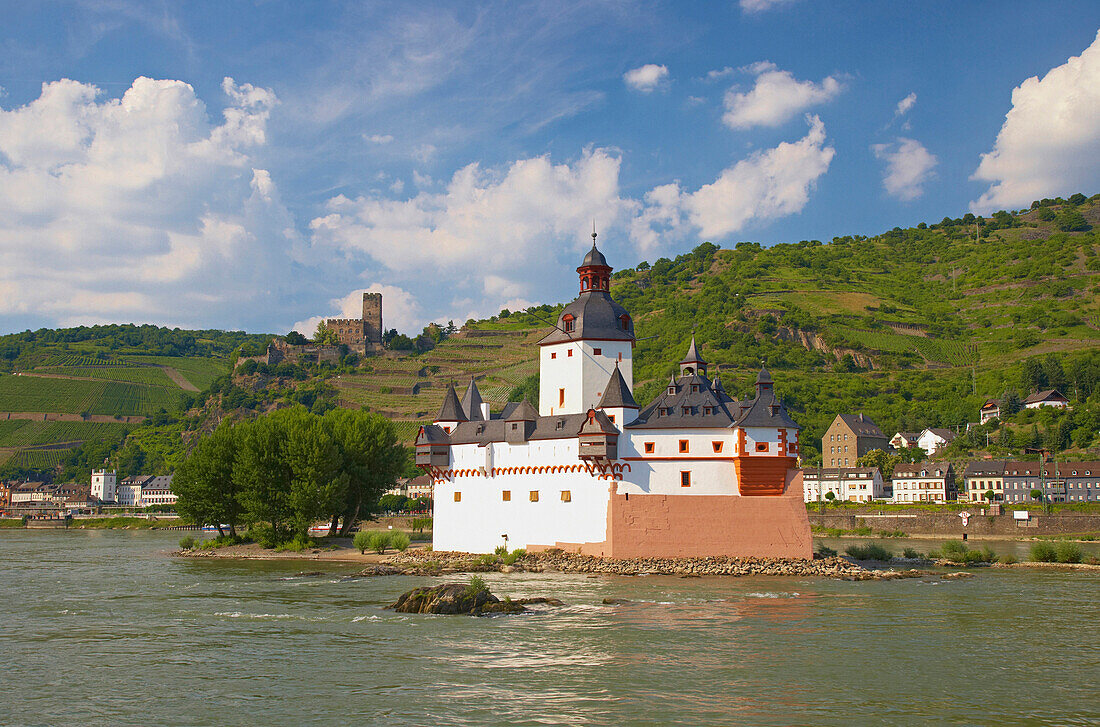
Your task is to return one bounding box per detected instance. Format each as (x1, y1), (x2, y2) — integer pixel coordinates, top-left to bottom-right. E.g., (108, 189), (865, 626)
(285, 330), (308, 346)
(235, 416), (294, 544)
(273, 406), (347, 539)
(313, 321), (339, 346)
(324, 408), (407, 536)
(983, 489), (996, 503)
(173, 423), (244, 537)
(1021, 358), (1045, 391)
(1055, 208), (1088, 232)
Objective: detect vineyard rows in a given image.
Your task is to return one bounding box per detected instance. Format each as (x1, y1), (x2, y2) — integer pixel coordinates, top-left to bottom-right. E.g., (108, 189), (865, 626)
(5, 447), (75, 470)
(37, 366), (177, 388)
(0, 421), (132, 448)
(0, 375), (183, 416)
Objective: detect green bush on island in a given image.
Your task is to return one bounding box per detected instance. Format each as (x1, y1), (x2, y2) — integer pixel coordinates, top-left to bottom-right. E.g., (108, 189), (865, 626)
(815, 545), (838, 557)
(932, 540), (996, 564)
(845, 543), (892, 561)
(367, 531), (392, 554)
(902, 547), (923, 559)
(179, 535), (196, 550)
(1001, 554), (1018, 565)
(353, 530), (371, 554)
(1030, 542), (1058, 562)
(390, 532), (411, 552)
(1055, 542), (1083, 564)
(274, 535), (315, 553)
(477, 553), (499, 566)
(464, 575), (488, 599)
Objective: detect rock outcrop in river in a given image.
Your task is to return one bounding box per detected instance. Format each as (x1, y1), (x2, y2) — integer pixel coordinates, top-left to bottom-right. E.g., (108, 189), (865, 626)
(389, 583), (565, 615)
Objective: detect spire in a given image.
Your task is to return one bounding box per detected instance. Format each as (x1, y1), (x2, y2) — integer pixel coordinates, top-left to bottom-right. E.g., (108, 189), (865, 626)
(436, 382), (468, 423)
(597, 362), (638, 409)
(754, 367), (773, 398)
(679, 335), (707, 376)
(461, 378), (484, 421)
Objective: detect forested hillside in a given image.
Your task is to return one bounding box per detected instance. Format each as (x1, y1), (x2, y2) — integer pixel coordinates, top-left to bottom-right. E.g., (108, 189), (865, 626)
(1, 194), (1098, 481)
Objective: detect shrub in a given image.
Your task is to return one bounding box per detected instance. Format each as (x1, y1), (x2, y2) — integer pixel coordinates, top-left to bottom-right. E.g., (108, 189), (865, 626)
(367, 531), (392, 554)
(275, 535), (314, 553)
(845, 543), (892, 561)
(464, 575), (488, 599)
(816, 545), (838, 557)
(477, 553), (498, 566)
(902, 547), (923, 559)
(1055, 542), (1083, 564)
(941, 540), (968, 558)
(1030, 542), (1058, 562)
(878, 529), (908, 538)
(1000, 554), (1018, 565)
(390, 532), (411, 552)
(494, 545), (509, 556)
(178, 536), (196, 550)
(353, 531), (370, 554)
(852, 526), (873, 536)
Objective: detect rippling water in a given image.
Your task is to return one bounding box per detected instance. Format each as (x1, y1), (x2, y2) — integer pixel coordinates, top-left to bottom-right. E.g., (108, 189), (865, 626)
(2, 531), (1098, 726)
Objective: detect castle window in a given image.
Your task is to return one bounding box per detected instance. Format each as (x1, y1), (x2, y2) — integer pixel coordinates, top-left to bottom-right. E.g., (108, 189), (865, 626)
(618, 353), (623, 362)
(568, 349), (573, 357)
(593, 348), (602, 356)
(712, 441), (723, 453)
(620, 314), (631, 331)
(679, 440), (689, 453)
(563, 315), (575, 333)
(680, 471), (691, 487)
(502, 490), (511, 501)
(556, 420), (565, 430)
(644, 442), (655, 453)
(668, 385), (676, 395)
(511, 423), (518, 430)
(608, 414), (615, 423)
(551, 352), (556, 359)
(690, 385), (699, 393)
(560, 490), (571, 502)
(756, 442), (768, 452)
(529, 491), (539, 502)
(454, 492), (461, 502)
(559, 388), (565, 407)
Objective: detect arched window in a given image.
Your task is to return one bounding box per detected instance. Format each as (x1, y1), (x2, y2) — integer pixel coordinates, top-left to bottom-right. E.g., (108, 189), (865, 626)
(620, 313), (631, 331)
(563, 314), (575, 333)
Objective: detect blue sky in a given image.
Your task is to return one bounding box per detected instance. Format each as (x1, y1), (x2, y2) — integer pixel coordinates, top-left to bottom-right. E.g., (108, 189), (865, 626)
(1, 1), (1098, 336)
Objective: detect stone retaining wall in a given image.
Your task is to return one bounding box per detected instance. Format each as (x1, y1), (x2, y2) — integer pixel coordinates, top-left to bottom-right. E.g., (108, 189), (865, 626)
(808, 510), (1100, 536)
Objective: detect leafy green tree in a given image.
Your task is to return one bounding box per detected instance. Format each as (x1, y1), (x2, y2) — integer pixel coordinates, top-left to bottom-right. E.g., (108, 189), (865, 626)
(1055, 208), (1088, 232)
(173, 423), (244, 537)
(285, 330), (308, 345)
(313, 321), (340, 346)
(235, 416), (294, 544)
(273, 406), (347, 539)
(324, 408), (407, 536)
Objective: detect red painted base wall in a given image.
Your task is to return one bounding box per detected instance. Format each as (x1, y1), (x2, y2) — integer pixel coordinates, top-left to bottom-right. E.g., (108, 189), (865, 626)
(533, 470), (812, 560)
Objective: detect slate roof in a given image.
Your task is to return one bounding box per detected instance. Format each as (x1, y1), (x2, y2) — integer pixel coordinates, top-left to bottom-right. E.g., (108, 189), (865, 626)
(442, 412), (605, 445)
(461, 379), (485, 421)
(597, 364), (637, 409)
(893, 461), (953, 478)
(924, 428), (957, 442)
(963, 460), (1007, 477)
(801, 467), (880, 479)
(538, 290), (634, 345)
(734, 370), (800, 430)
(416, 424), (451, 444)
(505, 399), (539, 421)
(834, 413), (886, 438)
(580, 242), (609, 268)
(680, 336), (706, 366)
(1023, 389), (1068, 404)
(436, 383), (468, 422)
(628, 372), (740, 429)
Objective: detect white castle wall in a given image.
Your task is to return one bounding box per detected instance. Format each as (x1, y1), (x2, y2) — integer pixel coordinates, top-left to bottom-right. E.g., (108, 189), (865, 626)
(619, 430), (741, 496)
(433, 438), (611, 552)
(538, 340), (633, 416)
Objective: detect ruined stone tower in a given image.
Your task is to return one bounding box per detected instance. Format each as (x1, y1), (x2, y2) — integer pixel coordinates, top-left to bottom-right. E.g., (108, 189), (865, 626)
(325, 292), (383, 353)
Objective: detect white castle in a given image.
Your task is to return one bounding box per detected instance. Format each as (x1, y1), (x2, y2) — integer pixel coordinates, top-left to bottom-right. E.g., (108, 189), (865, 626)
(416, 235), (812, 558)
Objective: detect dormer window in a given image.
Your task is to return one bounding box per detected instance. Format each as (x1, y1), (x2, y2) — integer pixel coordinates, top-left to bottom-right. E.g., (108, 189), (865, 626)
(556, 420), (565, 430)
(668, 386), (676, 395)
(690, 385), (699, 393)
(563, 314), (575, 333)
(620, 314), (631, 331)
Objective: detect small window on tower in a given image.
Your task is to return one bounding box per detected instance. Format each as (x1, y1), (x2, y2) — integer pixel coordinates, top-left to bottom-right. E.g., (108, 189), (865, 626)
(608, 414), (615, 423)
(593, 348), (602, 356)
(679, 440), (689, 453)
(511, 423), (518, 430)
(618, 353), (622, 362)
(551, 352), (556, 359)
(564, 317), (575, 333)
(681, 471), (691, 487)
(559, 388), (565, 406)
(529, 490), (539, 502)
(712, 441), (723, 453)
(756, 442), (768, 452)
(454, 492), (461, 502)
(644, 442), (655, 453)
(560, 490), (571, 502)
(502, 490), (511, 501)
(690, 385), (699, 393)
(567, 349), (573, 357)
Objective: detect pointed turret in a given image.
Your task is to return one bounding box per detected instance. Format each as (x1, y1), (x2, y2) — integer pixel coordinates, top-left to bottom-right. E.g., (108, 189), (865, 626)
(597, 363), (638, 410)
(679, 336), (707, 376)
(435, 382), (468, 424)
(755, 367), (773, 396)
(461, 378), (485, 421)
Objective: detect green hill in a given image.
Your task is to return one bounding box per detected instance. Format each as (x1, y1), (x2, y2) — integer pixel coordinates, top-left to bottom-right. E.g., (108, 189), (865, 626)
(1, 194), (1098, 481)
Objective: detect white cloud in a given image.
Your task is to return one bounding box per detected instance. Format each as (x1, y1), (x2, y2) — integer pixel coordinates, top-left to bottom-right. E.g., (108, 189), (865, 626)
(312, 119), (834, 293)
(293, 284), (424, 335)
(872, 137), (938, 201)
(0, 76), (295, 330)
(365, 133), (394, 144)
(681, 115), (835, 238)
(412, 170), (434, 188)
(623, 64), (669, 93)
(739, 0), (800, 14)
(971, 29), (1100, 213)
(894, 92), (917, 118)
(722, 65), (843, 129)
(705, 67), (735, 81)
(389, 178), (405, 194)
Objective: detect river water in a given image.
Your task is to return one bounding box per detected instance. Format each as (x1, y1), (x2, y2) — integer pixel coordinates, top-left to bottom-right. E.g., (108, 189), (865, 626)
(2, 531), (1098, 726)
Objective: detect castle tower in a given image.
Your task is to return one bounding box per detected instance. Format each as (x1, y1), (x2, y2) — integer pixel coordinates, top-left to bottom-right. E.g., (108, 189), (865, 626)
(362, 293), (383, 349)
(538, 233), (635, 416)
(91, 469), (117, 503)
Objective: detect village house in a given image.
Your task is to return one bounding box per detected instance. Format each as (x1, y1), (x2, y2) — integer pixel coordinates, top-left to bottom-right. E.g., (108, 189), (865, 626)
(979, 399), (1002, 424)
(1001, 461), (1100, 503)
(417, 236), (811, 558)
(822, 413), (889, 468)
(891, 462), (956, 503)
(801, 467), (884, 503)
(917, 428), (956, 456)
(890, 431), (921, 450)
(963, 461), (1007, 502)
(1023, 389), (1070, 410)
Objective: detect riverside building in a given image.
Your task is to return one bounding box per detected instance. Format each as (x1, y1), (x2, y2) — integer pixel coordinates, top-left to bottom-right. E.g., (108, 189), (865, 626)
(416, 236), (811, 558)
